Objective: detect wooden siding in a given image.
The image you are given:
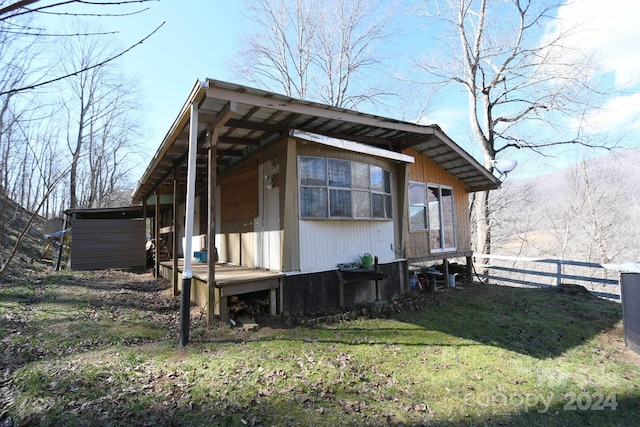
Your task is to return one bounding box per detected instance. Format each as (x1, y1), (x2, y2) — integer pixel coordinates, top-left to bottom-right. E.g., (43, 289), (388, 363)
(297, 141), (395, 169)
(217, 232), (257, 267)
(282, 137), (300, 272)
(217, 140), (290, 270)
(404, 147), (472, 259)
(71, 218), (145, 270)
(282, 261), (405, 314)
(219, 160), (258, 221)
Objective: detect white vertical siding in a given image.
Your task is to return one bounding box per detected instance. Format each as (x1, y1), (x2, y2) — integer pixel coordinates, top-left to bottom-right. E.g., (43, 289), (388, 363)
(298, 220), (396, 272)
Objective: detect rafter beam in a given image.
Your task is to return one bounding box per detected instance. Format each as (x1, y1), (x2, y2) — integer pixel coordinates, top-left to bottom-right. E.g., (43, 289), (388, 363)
(218, 136), (261, 146)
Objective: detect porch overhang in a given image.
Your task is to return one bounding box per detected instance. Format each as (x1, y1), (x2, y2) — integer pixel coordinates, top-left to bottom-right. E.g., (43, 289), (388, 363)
(132, 78), (500, 203)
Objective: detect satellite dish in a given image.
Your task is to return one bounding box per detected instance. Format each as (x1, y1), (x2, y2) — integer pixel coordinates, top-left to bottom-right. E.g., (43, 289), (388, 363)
(493, 159), (518, 175)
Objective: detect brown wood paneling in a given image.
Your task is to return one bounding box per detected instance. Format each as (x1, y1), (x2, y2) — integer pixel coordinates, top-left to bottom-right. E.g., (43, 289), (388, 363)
(408, 230), (430, 258)
(219, 160), (258, 221)
(282, 262), (404, 314)
(71, 218), (145, 270)
(404, 148), (472, 257)
(283, 270), (341, 315)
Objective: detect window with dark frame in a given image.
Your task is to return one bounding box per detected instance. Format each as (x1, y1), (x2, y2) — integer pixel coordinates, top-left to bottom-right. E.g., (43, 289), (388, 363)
(409, 181), (457, 252)
(299, 156), (392, 220)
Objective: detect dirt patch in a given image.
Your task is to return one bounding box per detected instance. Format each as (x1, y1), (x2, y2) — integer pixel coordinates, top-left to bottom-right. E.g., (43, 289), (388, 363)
(601, 322), (640, 366)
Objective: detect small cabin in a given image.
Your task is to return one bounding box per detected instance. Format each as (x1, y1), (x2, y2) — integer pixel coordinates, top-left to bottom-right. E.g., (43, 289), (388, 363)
(132, 79), (499, 322)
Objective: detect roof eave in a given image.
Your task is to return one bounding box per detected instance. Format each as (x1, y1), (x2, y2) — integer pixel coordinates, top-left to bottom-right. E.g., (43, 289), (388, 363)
(132, 79), (207, 202)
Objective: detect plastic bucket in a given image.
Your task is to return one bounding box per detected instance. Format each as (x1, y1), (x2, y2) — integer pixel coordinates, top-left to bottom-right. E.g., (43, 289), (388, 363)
(448, 274), (456, 288)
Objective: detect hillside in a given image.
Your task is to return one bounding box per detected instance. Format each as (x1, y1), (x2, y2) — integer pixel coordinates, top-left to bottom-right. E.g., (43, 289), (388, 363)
(491, 147), (640, 263)
(0, 193), (48, 280)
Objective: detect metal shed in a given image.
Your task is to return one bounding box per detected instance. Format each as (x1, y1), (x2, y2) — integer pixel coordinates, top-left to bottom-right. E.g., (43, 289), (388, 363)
(620, 272), (640, 355)
(65, 206), (148, 271)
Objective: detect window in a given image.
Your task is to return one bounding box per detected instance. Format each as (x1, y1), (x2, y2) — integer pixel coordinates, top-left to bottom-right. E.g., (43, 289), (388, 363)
(299, 156), (392, 219)
(409, 181), (456, 251)
(409, 181), (427, 229)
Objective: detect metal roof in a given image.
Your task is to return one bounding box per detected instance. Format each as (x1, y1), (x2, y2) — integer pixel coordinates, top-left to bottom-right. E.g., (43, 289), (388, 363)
(132, 78), (499, 202)
(65, 205), (150, 219)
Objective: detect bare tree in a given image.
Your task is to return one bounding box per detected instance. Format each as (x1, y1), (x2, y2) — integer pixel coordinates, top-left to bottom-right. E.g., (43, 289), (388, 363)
(415, 0), (610, 258)
(483, 179), (541, 256)
(0, 172), (66, 279)
(0, 7), (39, 196)
(0, 0), (153, 276)
(235, 0), (395, 109)
(312, 0), (394, 108)
(0, 0), (162, 96)
(85, 81), (142, 208)
(571, 161), (633, 265)
(55, 22), (142, 209)
(496, 154), (638, 266)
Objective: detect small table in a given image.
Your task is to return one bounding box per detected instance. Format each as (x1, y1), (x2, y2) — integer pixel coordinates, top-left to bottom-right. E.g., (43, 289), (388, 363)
(337, 268), (387, 306)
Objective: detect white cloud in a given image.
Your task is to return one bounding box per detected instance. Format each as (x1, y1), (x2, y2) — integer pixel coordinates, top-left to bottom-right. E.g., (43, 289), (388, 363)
(577, 93), (640, 133)
(553, 0), (640, 88)
(546, 0), (640, 135)
(415, 107), (466, 136)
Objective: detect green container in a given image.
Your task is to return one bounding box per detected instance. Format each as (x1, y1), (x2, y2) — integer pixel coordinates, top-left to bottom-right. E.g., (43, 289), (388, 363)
(360, 253), (373, 269)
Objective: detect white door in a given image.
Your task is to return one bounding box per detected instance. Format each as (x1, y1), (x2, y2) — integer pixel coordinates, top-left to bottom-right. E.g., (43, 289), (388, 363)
(256, 159), (281, 270)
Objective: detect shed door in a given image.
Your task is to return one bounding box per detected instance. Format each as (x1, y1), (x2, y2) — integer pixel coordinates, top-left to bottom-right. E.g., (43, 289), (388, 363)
(256, 159), (281, 270)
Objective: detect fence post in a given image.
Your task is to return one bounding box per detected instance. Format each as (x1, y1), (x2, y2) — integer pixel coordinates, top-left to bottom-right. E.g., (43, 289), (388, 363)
(556, 262), (562, 286)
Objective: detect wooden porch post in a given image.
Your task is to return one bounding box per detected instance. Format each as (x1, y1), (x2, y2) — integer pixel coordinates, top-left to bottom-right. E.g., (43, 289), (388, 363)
(207, 131), (217, 325)
(466, 255), (473, 284)
(206, 101), (235, 324)
(396, 161), (410, 293)
(443, 258), (450, 287)
(142, 198), (148, 267)
(154, 191), (160, 278)
(172, 164), (181, 297)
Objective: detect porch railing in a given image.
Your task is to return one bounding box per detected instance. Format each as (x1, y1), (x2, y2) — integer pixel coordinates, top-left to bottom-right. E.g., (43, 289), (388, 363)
(472, 254), (620, 301)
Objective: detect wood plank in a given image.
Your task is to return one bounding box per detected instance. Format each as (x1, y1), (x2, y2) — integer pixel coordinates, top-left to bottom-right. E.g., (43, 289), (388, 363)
(218, 279), (281, 297)
(172, 165), (181, 296)
(160, 225), (174, 234)
(220, 161), (258, 221)
(207, 132), (217, 325)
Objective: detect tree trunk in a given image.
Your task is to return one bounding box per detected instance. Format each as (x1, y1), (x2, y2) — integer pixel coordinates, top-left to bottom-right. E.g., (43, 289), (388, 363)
(475, 189), (491, 276)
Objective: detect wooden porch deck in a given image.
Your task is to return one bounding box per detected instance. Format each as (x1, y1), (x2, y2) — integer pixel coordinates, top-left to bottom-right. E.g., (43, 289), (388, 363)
(160, 259), (283, 321)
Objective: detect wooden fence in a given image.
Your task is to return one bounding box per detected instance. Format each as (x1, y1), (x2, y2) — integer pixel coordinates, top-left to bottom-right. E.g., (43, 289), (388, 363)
(473, 254), (620, 301)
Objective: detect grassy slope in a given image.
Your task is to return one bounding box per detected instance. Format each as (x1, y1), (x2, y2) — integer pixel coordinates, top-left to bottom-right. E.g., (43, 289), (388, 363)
(1, 272), (639, 426)
(0, 193), (48, 279)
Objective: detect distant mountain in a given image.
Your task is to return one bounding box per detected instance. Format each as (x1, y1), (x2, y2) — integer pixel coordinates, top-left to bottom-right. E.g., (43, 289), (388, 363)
(490, 147), (640, 263)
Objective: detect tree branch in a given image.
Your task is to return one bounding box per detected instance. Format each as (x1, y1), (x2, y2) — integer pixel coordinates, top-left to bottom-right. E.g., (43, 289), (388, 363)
(0, 0), (158, 21)
(0, 21), (164, 96)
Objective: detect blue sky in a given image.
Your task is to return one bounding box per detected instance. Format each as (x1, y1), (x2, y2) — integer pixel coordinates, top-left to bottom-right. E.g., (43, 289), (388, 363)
(45, 0), (640, 181)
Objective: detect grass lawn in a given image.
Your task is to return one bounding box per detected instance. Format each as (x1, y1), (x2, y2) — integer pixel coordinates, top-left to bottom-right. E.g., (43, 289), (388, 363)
(1, 269), (639, 426)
